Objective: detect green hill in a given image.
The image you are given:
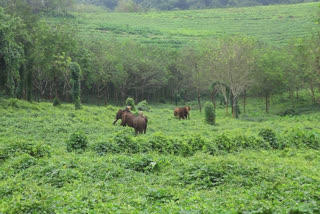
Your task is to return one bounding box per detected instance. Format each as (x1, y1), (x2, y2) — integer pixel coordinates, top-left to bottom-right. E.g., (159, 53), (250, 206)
(54, 2), (319, 48)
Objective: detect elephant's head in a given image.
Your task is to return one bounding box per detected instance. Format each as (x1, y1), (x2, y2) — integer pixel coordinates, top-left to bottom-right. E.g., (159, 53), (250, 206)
(113, 109), (124, 125)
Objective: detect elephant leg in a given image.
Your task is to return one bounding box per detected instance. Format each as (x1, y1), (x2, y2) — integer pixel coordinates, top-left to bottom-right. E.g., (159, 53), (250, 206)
(144, 125), (147, 134)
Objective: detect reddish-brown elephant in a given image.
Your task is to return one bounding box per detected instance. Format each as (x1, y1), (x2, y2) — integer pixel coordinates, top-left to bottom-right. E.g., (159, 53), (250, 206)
(173, 106), (190, 120)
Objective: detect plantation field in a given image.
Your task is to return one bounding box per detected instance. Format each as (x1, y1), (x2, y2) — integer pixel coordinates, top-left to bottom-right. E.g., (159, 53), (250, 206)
(1, 96), (320, 213)
(52, 2), (320, 48)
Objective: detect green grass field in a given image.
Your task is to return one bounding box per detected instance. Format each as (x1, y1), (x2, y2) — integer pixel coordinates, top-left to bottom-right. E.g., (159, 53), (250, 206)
(51, 2), (320, 48)
(1, 94), (320, 212)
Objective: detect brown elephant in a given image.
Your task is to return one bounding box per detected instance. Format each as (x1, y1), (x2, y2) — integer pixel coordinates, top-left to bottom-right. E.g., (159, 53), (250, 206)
(113, 106), (132, 125)
(174, 106), (190, 120)
(133, 112), (148, 135)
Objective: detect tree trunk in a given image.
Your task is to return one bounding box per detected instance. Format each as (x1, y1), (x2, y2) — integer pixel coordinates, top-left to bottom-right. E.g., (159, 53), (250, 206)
(104, 86), (108, 105)
(266, 93), (269, 113)
(97, 87), (100, 106)
(197, 88), (201, 112)
(296, 88), (299, 101)
(226, 101), (228, 116)
(243, 89), (246, 113)
(232, 97), (236, 119)
(310, 83), (315, 103)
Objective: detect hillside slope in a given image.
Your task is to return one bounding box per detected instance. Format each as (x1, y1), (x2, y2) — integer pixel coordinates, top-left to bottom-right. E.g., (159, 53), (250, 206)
(53, 2), (319, 48)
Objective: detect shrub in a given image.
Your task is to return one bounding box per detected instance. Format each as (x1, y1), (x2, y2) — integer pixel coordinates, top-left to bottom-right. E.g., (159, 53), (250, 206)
(171, 138), (192, 157)
(125, 97), (135, 111)
(125, 155), (160, 173)
(66, 131), (88, 153)
(6, 153), (36, 174)
(259, 128), (278, 149)
(113, 130), (139, 153)
(204, 102), (215, 125)
(53, 97), (61, 107)
(137, 100), (151, 112)
(148, 132), (172, 154)
(7, 98), (19, 108)
(93, 140), (120, 155)
(0, 138), (50, 161)
(179, 162), (226, 189)
(183, 134), (206, 154)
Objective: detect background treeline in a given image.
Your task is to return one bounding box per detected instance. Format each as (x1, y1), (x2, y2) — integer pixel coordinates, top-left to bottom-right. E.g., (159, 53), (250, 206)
(78, 0), (319, 11)
(1, 1), (320, 116)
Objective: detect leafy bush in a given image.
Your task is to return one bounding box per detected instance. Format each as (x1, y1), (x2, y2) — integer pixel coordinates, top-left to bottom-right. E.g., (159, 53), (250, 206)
(37, 163), (80, 188)
(93, 140), (120, 155)
(113, 130), (139, 153)
(10, 153), (36, 171)
(281, 128), (320, 149)
(148, 132), (173, 154)
(179, 162), (226, 189)
(7, 98), (19, 108)
(137, 100), (151, 112)
(66, 131), (88, 152)
(123, 155), (160, 173)
(125, 97), (136, 111)
(171, 138), (192, 157)
(0, 138), (50, 161)
(204, 102), (215, 125)
(259, 128), (278, 149)
(183, 134), (206, 154)
(53, 97), (61, 107)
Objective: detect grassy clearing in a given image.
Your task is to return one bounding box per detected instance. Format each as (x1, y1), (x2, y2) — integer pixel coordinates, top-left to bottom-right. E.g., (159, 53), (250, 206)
(50, 2), (319, 48)
(1, 96), (320, 212)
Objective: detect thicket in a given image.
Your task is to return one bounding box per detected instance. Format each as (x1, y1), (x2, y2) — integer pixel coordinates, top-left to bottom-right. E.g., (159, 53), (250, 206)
(93, 129), (320, 157)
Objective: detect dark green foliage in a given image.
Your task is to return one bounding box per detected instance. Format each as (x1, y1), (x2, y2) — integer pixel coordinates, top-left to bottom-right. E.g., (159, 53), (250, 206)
(66, 131), (88, 152)
(69, 62), (82, 110)
(53, 97), (61, 106)
(7, 98), (19, 108)
(259, 128), (278, 149)
(113, 130), (139, 153)
(137, 100), (151, 112)
(148, 132), (173, 154)
(93, 140), (120, 155)
(204, 102), (215, 125)
(0, 138), (50, 161)
(280, 108), (297, 116)
(121, 154), (160, 173)
(125, 97), (135, 111)
(147, 188), (175, 203)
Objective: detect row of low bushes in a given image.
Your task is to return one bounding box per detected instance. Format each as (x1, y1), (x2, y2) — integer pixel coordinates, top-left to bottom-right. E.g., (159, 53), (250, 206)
(87, 128), (320, 157)
(1, 128), (319, 161)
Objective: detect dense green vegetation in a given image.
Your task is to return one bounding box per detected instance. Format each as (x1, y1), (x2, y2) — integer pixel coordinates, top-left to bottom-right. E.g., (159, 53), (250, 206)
(67, 2), (319, 47)
(1, 95), (320, 212)
(1, 1), (320, 109)
(1, 1), (320, 212)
